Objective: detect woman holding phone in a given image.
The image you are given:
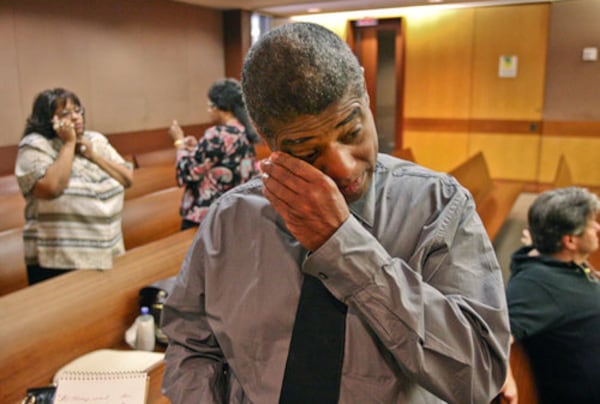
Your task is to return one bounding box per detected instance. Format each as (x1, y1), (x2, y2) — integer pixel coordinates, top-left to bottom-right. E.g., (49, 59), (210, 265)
(15, 87), (134, 285)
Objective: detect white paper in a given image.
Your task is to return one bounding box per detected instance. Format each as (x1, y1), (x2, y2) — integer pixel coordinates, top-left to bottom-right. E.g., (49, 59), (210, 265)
(499, 55), (518, 78)
(53, 349), (164, 383)
(54, 371), (147, 404)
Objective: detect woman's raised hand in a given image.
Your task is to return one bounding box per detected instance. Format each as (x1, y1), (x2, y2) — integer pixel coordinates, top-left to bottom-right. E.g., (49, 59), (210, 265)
(52, 115), (77, 144)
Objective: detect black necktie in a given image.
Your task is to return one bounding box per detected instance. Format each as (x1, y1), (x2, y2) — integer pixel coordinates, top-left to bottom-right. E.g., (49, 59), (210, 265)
(279, 275), (348, 404)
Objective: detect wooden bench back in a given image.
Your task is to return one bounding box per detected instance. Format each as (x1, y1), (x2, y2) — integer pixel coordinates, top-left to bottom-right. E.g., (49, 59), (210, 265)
(0, 229), (194, 404)
(0, 186), (183, 297)
(134, 148), (176, 168)
(0, 174), (19, 197)
(450, 151), (523, 240)
(0, 193), (26, 232)
(0, 228), (27, 296)
(1, 167), (180, 231)
(255, 143), (272, 161)
(390, 148), (416, 162)
(125, 165), (177, 200)
(552, 154), (573, 188)
(510, 341), (539, 404)
(122, 186), (184, 250)
(449, 151), (494, 204)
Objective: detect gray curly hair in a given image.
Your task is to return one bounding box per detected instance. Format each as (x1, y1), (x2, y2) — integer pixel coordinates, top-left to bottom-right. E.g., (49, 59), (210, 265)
(241, 22), (365, 140)
(528, 186), (600, 254)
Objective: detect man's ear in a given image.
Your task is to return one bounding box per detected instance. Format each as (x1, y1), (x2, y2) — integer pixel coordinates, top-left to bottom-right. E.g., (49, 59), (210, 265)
(561, 234), (578, 252)
(361, 68), (370, 104)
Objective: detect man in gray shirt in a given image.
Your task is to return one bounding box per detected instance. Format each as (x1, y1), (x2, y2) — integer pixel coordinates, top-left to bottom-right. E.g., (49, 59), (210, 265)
(162, 22), (510, 403)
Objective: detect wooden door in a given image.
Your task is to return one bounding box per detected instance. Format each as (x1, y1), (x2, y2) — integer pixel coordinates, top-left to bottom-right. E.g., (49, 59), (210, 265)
(347, 18), (406, 152)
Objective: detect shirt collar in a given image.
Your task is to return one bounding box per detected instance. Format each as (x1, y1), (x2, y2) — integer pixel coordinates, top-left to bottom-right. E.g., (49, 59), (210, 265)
(348, 158), (385, 229)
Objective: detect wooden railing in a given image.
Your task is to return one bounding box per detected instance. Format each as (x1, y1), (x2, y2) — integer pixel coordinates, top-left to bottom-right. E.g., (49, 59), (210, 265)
(0, 229), (195, 404)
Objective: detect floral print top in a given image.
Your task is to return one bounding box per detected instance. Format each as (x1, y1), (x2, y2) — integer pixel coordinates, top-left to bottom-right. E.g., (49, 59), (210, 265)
(175, 122), (258, 225)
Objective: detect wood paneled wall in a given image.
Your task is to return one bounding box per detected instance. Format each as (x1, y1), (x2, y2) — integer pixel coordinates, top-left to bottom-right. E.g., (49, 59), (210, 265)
(294, 2), (600, 187)
(401, 4), (553, 183)
(0, 0), (224, 147)
(2, 1), (598, 186)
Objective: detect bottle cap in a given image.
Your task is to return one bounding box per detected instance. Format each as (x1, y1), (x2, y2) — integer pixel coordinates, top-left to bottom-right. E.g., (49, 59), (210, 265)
(141, 306), (150, 315)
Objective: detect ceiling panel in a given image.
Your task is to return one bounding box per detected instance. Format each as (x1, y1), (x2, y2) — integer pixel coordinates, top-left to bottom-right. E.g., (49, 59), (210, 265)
(170, 0), (551, 17)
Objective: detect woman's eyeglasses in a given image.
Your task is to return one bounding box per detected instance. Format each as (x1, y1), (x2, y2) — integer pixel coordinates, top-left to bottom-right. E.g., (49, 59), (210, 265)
(57, 106), (85, 119)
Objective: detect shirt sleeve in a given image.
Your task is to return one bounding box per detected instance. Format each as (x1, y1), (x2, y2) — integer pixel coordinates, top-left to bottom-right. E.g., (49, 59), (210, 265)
(303, 187), (510, 403)
(14, 136), (56, 195)
(160, 231), (229, 403)
(89, 132), (133, 169)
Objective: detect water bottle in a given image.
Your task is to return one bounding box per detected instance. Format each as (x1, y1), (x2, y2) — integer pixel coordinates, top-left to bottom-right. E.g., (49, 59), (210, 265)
(135, 306), (156, 351)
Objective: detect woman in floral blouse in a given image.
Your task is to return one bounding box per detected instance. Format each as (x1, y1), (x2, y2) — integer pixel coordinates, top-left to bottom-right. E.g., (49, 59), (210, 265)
(169, 78), (260, 229)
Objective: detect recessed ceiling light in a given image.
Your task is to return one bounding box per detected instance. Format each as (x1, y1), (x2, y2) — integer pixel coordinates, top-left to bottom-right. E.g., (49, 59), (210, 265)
(307, 7), (322, 13)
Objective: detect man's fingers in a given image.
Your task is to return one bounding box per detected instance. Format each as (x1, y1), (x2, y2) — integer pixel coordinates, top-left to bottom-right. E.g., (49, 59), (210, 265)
(267, 152), (323, 182)
(261, 158), (307, 194)
(262, 170), (299, 209)
(262, 183), (303, 221)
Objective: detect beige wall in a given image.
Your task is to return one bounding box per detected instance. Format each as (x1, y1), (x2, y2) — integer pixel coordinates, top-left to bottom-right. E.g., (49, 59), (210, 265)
(0, 0), (223, 147)
(544, 0), (600, 121)
(539, 0), (600, 185)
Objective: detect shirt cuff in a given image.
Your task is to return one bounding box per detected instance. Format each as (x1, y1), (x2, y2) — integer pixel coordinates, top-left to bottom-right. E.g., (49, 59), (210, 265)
(303, 215), (392, 301)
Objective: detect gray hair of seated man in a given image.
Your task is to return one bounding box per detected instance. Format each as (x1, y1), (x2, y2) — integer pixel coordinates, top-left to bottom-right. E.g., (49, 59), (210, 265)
(241, 22), (365, 141)
(528, 186), (599, 254)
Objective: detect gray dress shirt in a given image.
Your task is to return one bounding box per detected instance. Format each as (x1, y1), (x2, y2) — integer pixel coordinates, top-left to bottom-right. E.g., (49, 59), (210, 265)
(161, 153), (510, 403)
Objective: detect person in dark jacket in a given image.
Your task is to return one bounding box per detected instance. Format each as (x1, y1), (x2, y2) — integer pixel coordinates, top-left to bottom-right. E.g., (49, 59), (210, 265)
(503, 186), (600, 404)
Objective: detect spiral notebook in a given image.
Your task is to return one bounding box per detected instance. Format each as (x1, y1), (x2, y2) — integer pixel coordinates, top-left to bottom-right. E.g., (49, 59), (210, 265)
(52, 349), (165, 404)
(54, 371), (148, 404)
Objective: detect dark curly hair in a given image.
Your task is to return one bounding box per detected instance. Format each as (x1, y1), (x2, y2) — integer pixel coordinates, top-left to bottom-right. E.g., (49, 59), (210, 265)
(241, 22), (365, 141)
(208, 78), (259, 144)
(22, 88), (83, 139)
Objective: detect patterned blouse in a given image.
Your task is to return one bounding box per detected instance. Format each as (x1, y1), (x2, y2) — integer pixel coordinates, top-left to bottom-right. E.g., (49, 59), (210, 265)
(175, 122), (258, 225)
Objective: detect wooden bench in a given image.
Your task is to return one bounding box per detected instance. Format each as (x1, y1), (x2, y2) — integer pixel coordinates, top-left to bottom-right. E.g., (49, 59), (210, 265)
(0, 174), (19, 196)
(0, 193), (26, 232)
(255, 143), (272, 161)
(125, 165), (177, 200)
(0, 167), (178, 233)
(492, 341), (539, 404)
(0, 186), (183, 297)
(134, 148), (176, 168)
(0, 228), (194, 403)
(0, 228), (27, 296)
(509, 341), (539, 404)
(122, 186), (184, 250)
(552, 154), (573, 189)
(449, 152), (524, 241)
(390, 147), (416, 162)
